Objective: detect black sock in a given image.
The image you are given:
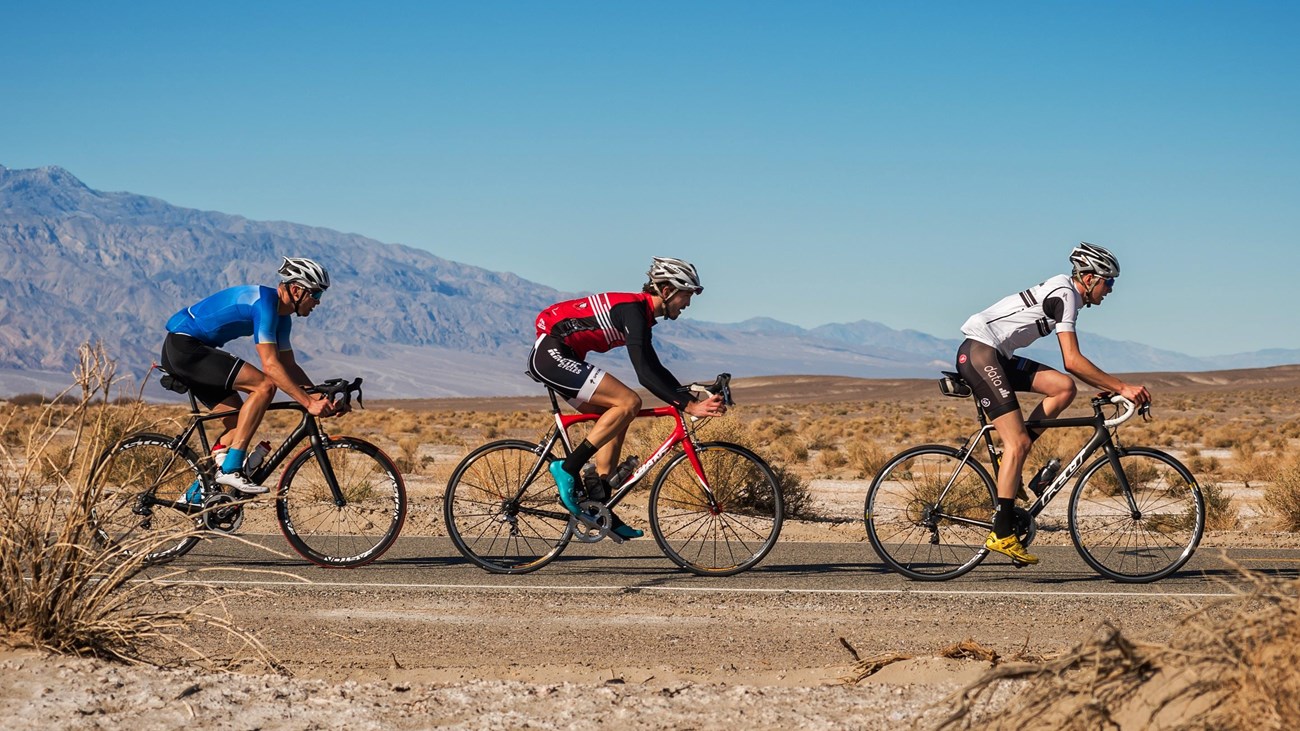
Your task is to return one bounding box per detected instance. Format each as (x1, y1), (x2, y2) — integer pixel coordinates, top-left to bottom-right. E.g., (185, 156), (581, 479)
(993, 497), (1017, 538)
(562, 440), (598, 476)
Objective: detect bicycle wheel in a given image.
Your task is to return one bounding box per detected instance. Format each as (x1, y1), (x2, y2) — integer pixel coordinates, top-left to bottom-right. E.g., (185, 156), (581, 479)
(1069, 446), (1204, 583)
(648, 441), (783, 576)
(865, 444), (997, 581)
(444, 439), (572, 574)
(89, 433), (203, 564)
(276, 437), (407, 568)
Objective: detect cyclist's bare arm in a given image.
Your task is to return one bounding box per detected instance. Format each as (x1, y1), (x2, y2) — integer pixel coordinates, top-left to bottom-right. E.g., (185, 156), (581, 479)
(1057, 331), (1151, 404)
(255, 343), (333, 416)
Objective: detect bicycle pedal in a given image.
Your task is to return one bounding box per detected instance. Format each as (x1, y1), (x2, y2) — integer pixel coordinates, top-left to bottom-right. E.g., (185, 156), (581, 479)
(1011, 559), (1030, 568)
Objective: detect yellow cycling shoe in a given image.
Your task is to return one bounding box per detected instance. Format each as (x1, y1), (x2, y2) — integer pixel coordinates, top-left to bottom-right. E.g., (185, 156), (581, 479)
(985, 532), (1039, 565)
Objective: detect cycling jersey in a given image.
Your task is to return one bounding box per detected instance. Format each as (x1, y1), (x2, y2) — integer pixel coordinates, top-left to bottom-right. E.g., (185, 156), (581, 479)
(532, 292), (689, 409)
(960, 274), (1081, 357)
(165, 285), (292, 350)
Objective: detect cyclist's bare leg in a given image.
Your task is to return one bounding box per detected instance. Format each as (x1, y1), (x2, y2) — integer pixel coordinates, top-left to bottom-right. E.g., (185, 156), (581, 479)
(991, 410), (1032, 500)
(223, 363), (279, 452)
(210, 393), (242, 448)
(581, 376), (641, 453)
(593, 434), (625, 478)
(1024, 368), (1077, 422)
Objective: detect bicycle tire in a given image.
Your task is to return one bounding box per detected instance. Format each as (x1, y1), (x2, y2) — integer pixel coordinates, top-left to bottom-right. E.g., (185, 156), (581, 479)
(648, 441), (783, 576)
(276, 436), (407, 568)
(444, 439), (572, 574)
(1068, 446), (1204, 583)
(89, 433), (204, 564)
(864, 444), (997, 581)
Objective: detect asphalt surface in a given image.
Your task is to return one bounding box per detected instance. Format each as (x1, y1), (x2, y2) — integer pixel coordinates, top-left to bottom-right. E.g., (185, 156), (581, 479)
(152, 533), (1300, 597)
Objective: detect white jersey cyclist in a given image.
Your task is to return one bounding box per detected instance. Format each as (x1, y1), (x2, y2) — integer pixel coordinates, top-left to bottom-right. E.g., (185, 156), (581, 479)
(960, 274), (1083, 358)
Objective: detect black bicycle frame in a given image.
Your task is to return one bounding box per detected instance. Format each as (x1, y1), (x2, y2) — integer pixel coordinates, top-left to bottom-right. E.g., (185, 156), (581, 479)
(943, 397), (1140, 527)
(158, 392), (347, 508)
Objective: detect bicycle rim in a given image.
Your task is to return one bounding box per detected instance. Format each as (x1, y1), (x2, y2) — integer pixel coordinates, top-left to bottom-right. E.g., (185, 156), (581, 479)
(1069, 447), (1204, 583)
(865, 445), (996, 581)
(277, 437), (407, 568)
(89, 434), (203, 564)
(444, 440), (571, 574)
(649, 442), (783, 576)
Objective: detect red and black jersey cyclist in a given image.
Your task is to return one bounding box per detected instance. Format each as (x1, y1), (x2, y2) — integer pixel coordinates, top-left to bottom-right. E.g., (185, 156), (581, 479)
(529, 257), (727, 539)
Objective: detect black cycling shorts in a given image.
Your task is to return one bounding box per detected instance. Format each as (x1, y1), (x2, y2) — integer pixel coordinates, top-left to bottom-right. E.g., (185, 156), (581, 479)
(955, 339), (1049, 420)
(160, 333), (244, 409)
(527, 334), (606, 407)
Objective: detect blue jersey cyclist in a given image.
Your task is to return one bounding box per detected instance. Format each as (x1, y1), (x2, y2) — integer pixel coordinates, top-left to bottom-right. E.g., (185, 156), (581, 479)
(955, 243), (1151, 565)
(161, 257), (339, 494)
(529, 257), (728, 539)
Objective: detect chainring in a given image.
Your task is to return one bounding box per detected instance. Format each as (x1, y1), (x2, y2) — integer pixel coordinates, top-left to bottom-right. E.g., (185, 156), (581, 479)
(571, 500), (612, 543)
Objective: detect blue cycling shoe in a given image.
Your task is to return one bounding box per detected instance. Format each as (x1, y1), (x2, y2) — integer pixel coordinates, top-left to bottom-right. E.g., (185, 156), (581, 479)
(610, 513), (644, 540)
(550, 461), (581, 516)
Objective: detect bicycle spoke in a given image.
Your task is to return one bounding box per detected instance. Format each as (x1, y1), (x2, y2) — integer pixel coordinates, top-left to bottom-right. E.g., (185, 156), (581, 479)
(445, 441), (570, 574)
(278, 438), (406, 568)
(865, 446), (996, 581)
(1070, 448), (1203, 583)
(650, 442), (782, 576)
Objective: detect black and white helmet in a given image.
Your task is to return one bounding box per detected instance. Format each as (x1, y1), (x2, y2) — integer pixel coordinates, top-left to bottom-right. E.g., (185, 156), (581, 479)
(278, 257), (331, 290)
(647, 257), (703, 294)
(1069, 243), (1120, 278)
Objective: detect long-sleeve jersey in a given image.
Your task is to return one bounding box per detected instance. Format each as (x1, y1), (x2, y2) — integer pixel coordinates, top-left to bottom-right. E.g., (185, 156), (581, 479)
(535, 292), (689, 409)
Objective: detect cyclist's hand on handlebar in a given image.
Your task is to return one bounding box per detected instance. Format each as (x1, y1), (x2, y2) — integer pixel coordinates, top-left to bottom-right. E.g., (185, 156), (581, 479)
(305, 396), (335, 417)
(685, 393), (727, 418)
(1117, 383), (1151, 406)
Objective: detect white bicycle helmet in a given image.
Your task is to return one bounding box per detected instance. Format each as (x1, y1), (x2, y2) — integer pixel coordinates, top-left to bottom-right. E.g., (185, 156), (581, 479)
(278, 257), (331, 290)
(647, 257), (703, 294)
(1069, 243), (1120, 278)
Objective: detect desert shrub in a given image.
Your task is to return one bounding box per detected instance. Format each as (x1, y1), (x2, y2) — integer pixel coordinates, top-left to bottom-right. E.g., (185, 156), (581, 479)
(818, 447), (848, 470)
(1198, 482), (1241, 531)
(395, 436), (422, 475)
(848, 440), (890, 479)
(0, 342), (269, 667)
(769, 461), (813, 519)
(1264, 456), (1300, 531)
(1187, 454), (1222, 479)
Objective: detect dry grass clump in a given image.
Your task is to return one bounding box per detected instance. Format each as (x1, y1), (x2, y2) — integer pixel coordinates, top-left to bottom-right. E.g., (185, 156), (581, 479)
(0, 343), (271, 669)
(1264, 454), (1300, 531)
(1199, 482), (1242, 531)
(938, 569), (1300, 730)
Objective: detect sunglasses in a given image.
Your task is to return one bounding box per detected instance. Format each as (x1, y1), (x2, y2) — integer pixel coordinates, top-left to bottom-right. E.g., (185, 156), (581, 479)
(297, 285), (324, 301)
(1103, 277), (1115, 289)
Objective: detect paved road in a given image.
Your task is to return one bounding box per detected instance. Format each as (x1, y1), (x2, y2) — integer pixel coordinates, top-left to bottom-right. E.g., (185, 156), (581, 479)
(155, 533), (1300, 598)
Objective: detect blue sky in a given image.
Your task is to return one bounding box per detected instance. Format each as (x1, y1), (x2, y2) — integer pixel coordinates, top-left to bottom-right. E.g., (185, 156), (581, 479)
(2, 1), (1296, 357)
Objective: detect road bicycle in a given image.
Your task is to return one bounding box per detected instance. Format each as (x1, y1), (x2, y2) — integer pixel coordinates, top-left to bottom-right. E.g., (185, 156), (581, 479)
(90, 371), (407, 567)
(443, 374), (783, 576)
(864, 371), (1204, 583)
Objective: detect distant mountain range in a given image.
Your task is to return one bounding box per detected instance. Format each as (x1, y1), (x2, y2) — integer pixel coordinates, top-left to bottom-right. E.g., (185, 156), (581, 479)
(1, 164), (1296, 399)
